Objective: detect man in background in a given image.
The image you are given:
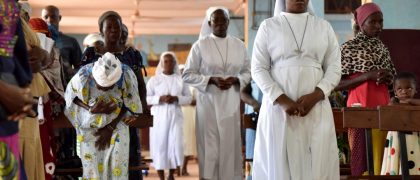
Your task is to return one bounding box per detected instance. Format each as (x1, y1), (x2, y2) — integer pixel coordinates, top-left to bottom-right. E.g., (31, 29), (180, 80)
(42, 5), (82, 85)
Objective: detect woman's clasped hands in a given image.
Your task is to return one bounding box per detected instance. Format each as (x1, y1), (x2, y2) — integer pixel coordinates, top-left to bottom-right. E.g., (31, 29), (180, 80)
(276, 87), (325, 117)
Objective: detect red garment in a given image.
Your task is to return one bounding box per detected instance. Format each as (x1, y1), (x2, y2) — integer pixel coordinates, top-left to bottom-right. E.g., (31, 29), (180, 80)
(346, 73), (390, 175)
(28, 18), (51, 38)
(39, 100), (56, 180)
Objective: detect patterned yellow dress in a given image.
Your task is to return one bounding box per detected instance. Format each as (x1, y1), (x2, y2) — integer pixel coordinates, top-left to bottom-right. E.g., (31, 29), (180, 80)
(64, 64), (141, 180)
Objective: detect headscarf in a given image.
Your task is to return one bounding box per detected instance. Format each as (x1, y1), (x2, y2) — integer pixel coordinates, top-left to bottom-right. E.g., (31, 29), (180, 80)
(28, 18), (51, 38)
(273, 0), (316, 16)
(83, 33), (104, 47)
(155, 52), (181, 75)
(18, 1), (32, 15)
(0, 0), (20, 57)
(98, 11), (122, 33)
(354, 3), (382, 26)
(199, 6), (230, 39)
(92, 52), (123, 87)
(20, 7), (40, 49)
(341, 32), (396, 76)
(48, 24), (59, 41)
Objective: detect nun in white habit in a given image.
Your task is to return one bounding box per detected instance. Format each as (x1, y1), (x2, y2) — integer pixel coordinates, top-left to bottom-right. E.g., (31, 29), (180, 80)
(182, 6), (251, 180)
(147, 52), (192, 180)
(251, 0), (341, 179)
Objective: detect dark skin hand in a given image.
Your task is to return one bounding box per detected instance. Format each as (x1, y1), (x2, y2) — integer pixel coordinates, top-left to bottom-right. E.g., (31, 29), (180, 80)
(94, 108), (126, 150)
(276, 94), (302, 116)
(159, 95), (178, 104)
(276, 88), (325, 117)
(190, 99), (196, 106)
(404, 98), (420, 106)
(388, 98), (420, 106)
(296, 88), (325, 116)
(240, 83), (261, 112)
(335, 69), (393, 91)
(90, 100), (118, 114)
(209, 77), (239, 90)
(73, 98), (117, 114)
(123, 115), (138, 126)
(28, 46), (51, 73)
(0, 81), (37, 121)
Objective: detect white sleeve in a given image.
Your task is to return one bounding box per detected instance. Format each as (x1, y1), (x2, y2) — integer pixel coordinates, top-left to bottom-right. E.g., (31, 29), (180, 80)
(237, 44), (251, 90)
(251, 21), (284, 104)
(316, 23), (342, 97)
(146, 77), (160, 105)
(182, 42), (211, 92)
(177, 82), (193, 105)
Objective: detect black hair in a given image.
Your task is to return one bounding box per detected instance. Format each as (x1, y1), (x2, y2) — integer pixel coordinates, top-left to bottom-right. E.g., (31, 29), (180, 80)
(394, 72), (417, 86)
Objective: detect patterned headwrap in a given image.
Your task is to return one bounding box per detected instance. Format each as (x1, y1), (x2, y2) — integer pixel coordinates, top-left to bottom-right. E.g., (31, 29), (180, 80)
(98, 11), (122, 33)
(354, 3), (382, 26)
(92, 52), (123, 87)
(28, 18), (51, 38)
(0, 0), (20, 57)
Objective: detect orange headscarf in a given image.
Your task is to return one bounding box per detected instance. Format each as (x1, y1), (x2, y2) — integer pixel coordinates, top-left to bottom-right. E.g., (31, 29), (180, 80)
(28, 18), (51, 38)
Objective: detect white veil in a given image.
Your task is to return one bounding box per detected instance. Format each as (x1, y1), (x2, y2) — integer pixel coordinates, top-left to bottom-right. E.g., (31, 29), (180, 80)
(198, 6), (230, 39)
(274, 0), (316, 16)
(155, 51), (181, 75)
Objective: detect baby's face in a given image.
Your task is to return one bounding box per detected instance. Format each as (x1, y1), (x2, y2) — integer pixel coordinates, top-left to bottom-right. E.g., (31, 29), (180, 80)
(394, 79), (416, 100)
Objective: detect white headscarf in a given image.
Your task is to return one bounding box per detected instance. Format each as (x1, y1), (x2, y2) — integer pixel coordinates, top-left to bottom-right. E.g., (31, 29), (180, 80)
(155, 51), (181, 75)
(199, 6), (230, 39)
(83, 33), (104, 47)
(92, 52), (123, 87)
(274, 0), (316, 16)
(18, 1), (32, 15)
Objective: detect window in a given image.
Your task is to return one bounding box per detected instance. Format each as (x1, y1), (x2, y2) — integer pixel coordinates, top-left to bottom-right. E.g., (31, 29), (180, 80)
(325, 0), (361, 14)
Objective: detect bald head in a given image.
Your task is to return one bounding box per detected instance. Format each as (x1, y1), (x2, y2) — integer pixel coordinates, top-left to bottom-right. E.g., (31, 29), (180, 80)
(42, 5), (61, 29)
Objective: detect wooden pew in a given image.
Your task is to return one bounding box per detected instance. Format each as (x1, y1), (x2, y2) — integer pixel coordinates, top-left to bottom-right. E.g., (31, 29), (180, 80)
(342, 107), (378, 175)
(340, 106), (420, 180)
(378, 106), (420, 180)
(333, 108), (347, 133)
(341, 175), (420, 179)
(53, 113), (153, 176)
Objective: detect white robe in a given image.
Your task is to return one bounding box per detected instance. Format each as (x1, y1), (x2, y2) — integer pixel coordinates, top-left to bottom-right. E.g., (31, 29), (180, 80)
(251, 12), (341, 180)
(182, 34), (251, 180)
(147, 73), (192, 170)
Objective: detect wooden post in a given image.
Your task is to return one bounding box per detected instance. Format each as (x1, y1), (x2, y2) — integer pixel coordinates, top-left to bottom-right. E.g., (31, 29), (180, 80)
(342, 107), (378, 175)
